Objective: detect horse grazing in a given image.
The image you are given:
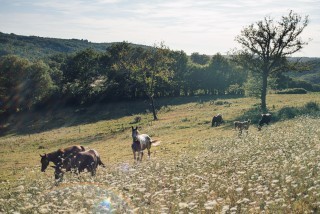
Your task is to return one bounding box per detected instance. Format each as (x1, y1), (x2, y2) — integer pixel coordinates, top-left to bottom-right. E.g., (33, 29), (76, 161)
(40, 145), (85, 173)
(258, 113), (271, 130)
(234, 119), (251, 134)
(212, 114), (223, 127)
(131, 126), (159, 161)
(60, 149), (105, 176)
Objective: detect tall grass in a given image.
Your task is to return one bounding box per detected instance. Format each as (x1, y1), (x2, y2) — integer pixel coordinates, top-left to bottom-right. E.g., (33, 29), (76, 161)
(1, 116), (320, 213)
(1, 94), (320, 212)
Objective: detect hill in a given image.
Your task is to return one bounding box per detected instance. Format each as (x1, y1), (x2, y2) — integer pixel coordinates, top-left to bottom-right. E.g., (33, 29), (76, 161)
(0, 32), (146, 60)
(0, 93), (320, 212)
(0, 32), (319, 87)
(286, 58), (320, 85)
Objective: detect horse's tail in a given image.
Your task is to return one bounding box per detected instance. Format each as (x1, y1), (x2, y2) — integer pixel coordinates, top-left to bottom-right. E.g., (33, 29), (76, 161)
(151, 140), (161, 146)
(80, 146), (85, 151)
(97, 157), (106, 168)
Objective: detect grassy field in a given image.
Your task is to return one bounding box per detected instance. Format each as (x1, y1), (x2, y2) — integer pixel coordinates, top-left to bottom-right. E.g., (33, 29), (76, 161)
(0, 93), (320, 213)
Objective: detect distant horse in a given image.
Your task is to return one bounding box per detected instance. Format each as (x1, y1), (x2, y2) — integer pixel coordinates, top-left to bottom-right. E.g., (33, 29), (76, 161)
(60, 149), (105, 176)
(234, 119), (251, 134)
(212, 114), (223, 127)
(131, 126), (159, 161)
(40, 145), (85, 178)
(258, 113), (271, 130)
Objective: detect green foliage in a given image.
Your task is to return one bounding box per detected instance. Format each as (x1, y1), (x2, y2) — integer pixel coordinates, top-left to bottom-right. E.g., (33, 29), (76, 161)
(277, 107), (300, 119)
(244, 72), (262, 98)
(227, 84), (244, 95)
(61, 48), (102, 105)
(190, 52), (210, 65)
(276, 88), (308, 94)
(303, 101), (320, 112)
(235, 106), (262, 123)
(214, 100), (231, 106)
(0, 55), (54, 111)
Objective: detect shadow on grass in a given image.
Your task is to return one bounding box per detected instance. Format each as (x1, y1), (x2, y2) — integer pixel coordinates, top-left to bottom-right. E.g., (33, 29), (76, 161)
(232, 101), (320, 128)
(0, 94), (244, 136)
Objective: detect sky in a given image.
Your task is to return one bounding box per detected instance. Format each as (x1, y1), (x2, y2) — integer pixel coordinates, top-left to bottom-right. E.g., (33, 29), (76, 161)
(0, 0), (319, 57)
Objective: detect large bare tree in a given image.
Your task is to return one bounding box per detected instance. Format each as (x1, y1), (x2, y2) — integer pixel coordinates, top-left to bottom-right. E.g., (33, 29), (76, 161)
(235, 10), (309, 111)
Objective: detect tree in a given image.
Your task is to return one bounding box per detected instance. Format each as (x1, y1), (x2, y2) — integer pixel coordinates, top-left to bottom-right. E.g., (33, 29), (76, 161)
(0, 55), (29, 112)
(190, 52), (210, 65)
(25, 61), (54, 109)
(0, 56), (54, 113)
(235, 10), (309, 111)
(170, 50), (188, 96)
(136, 43), (173, 120)
(62, 48), (101, 105)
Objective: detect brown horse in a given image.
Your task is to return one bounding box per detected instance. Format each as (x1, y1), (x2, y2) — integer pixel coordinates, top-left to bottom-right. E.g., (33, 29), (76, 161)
(61, 149), (105, 176)
(212, 114), (223, 127)
(40, 145), (85, 174)
(131, 126), (159, 161)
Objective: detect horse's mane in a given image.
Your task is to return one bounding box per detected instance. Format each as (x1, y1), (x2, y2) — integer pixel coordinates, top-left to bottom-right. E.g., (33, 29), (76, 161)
(46, 150), (63, 164)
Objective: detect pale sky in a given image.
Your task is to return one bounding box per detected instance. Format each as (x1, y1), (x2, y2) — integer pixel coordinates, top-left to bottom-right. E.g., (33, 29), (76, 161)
(0, 0), (319, 57)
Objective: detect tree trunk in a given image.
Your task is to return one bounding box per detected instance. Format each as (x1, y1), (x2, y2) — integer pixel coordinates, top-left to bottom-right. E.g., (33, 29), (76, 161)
(261, 71), (268, 112)
(150, 96), (158, 120)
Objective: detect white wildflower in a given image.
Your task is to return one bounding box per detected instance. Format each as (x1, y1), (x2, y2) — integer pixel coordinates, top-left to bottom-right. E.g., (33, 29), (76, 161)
(15, 185), (24, 192)
(179, 202), (188, 209)
(236, 187), (243, 192)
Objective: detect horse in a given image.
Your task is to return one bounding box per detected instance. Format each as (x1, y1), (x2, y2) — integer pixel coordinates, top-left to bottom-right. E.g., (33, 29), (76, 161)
(40, 145), (85, 177)
(212, 114), (223, 127)
(234, 119), (251, 134)
(131, 126), (159, 161)
(60, 149), (105, 177)
(258, 113), (271, 130)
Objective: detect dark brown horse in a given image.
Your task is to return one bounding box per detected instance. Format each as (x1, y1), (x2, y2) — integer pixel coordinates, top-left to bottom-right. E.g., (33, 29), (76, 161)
(212, 114), (223, 127)
(61, 149), (105, 176)
(40, 145), (85, 173)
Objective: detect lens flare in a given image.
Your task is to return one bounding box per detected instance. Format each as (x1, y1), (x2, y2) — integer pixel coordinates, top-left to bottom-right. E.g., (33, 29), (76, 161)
(43, 182), (133, 213)
(95, 197), (112, 213)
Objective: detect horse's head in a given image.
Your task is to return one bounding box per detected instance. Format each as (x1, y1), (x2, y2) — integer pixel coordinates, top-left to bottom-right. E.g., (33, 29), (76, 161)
(131, 126), (139, 141)
(40, 154), (49, 172)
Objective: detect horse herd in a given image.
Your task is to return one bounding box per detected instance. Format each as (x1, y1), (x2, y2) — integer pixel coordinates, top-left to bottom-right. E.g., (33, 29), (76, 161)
(211, 113), (271, 132)
(40, 126), (159, 180)
(41, 114), (271, 180)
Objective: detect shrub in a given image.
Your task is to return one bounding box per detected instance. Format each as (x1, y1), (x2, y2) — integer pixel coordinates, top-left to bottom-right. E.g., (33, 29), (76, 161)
(303, 101), (319, 112)
(235, 107), (263, 124)
(214, 100), (231, 106)
(275, 88), (307, 94)
(277, 107), (300, 120)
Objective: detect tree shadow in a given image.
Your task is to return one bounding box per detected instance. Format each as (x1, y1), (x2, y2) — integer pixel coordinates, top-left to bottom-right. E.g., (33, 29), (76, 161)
(0, 94), (244, 136)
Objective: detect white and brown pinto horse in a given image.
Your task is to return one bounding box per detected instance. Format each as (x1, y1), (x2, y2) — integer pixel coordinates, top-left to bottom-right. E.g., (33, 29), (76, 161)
(131, 126), (159, 161)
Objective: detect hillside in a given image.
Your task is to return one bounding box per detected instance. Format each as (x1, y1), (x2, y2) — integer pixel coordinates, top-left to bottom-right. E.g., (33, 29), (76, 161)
(0, 94), (320, 213)
(286, 59), (320, 84)
(1, 32), (319, 87)
(0, 32), (146, 60)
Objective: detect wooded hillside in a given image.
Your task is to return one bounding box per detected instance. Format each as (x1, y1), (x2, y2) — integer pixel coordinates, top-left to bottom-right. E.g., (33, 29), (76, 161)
(0, 32), (319, 117)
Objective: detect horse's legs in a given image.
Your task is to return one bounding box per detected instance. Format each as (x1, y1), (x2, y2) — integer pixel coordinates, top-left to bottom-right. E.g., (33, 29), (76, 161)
(147, 148), (151, 159)
(133, 150), (136, 161)
(140, 151), (143, 161)
(89, 166), (96, 176)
